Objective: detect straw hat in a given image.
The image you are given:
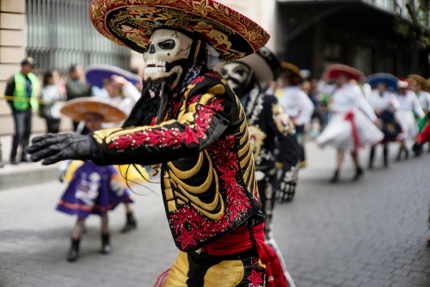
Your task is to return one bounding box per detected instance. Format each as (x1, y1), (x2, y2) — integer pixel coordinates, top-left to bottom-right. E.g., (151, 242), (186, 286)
(325, 64), (364, 82)
(60, 97), (126, 123)
(281, 62), (304, 85)
(407, 74), (429, 89)
(89, 0), (269, 62)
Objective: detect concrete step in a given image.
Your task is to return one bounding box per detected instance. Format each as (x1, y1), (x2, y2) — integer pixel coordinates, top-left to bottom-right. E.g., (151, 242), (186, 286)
(0, 134), (60, 190)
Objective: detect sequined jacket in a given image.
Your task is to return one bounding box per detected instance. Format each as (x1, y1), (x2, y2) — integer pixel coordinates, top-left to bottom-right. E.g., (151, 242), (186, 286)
(90, 72), (262, 252)
(243, 88), (300, 179)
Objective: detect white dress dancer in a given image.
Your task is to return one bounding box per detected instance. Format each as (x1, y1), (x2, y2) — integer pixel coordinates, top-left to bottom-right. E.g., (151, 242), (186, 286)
(317, 80), (383, 182)
(395, 84), (424, 159)
(317, 82), (383, 150)
(367, 86), (400, 168)
(396, 89), (424, 139)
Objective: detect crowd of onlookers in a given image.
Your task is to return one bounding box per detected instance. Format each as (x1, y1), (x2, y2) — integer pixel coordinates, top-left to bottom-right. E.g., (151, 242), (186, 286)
(0, 58), (144, 168)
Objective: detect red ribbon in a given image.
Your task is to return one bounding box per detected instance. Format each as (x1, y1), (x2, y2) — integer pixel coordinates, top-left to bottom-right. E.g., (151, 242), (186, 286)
(206, 223), (289, 287)
(344, 111), (359, 151)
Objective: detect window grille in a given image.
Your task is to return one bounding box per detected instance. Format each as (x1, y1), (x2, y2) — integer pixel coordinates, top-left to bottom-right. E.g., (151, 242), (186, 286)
(26, 0), (130, 74)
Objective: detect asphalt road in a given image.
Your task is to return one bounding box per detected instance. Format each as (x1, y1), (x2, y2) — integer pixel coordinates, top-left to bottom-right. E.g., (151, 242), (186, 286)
(1, 141), (430, 287)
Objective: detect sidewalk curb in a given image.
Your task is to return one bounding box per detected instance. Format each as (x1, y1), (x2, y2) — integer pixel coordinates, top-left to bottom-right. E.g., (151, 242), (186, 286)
(0, 164), (59, 190)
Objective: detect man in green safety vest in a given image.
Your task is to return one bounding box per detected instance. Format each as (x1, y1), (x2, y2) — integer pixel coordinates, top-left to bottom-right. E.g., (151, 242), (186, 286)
(5, 57), (40, 165)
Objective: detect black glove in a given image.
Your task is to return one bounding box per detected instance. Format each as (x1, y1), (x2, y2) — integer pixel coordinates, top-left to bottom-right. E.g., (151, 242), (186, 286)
(276, 181), (296, 203)
(27, 134), (93, 165)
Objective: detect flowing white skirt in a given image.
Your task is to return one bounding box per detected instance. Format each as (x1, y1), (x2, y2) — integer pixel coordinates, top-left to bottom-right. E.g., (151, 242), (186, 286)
(396, 110), (418, 139)
(316, 110), (384, 151)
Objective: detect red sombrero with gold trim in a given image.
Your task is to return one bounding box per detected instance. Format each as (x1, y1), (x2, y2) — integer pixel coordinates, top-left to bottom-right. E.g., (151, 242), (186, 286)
(60, 97), (126, 123)
(325, 64), (364, 82)
(89, 0), (269, 61)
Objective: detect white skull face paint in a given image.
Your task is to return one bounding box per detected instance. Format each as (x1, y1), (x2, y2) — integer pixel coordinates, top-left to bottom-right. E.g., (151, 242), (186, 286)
(143, 29), (193, 89)
(220, 62), (251, 90)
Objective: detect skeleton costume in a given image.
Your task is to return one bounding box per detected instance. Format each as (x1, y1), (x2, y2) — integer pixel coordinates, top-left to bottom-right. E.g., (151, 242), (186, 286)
(216, 47), (299, 287)
(278, 62), (314, 168)
(28, 1), (289, 286)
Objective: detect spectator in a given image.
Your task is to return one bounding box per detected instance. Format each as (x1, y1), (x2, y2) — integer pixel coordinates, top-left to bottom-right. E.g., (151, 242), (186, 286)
(40, 70), (66, 133)
(4, 57), (40, 165)
(65, 64), (92, 130)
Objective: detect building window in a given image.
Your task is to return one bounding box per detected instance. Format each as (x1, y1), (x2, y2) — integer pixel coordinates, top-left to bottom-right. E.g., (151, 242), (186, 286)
(26, 0), (130, 73)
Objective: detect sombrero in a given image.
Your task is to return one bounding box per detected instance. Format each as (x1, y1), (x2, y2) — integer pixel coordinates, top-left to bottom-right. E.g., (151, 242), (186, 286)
(89, 0), (269, 62)
(408, 74), (429, 89)
(325, 64), (364, 82)
(367, 73), (398, 91)
(60, 97), (126, 123)
(214, 46), (282, 84)
(281, 62), (304, 85)
(85, 64), (141, 89)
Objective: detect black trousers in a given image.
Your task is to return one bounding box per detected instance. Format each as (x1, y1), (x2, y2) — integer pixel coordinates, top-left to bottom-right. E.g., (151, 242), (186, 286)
(11, 109), (32, 160)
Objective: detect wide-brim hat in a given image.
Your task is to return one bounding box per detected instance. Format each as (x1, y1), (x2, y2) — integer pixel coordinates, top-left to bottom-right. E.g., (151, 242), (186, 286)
(85, 64), (141, 89)
(408, 74), (429, 89)
(367, 73), (399, 91)
(214, 46), (282, 84)
(325, 64), (364, 82)
(281, 62), (304, 85)
(89, 0), (269, 62)
(60, 97), (126, 123)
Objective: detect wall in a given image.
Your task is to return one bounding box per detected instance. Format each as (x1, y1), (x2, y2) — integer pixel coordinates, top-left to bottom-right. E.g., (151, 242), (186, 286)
(0, 0), (27, 136)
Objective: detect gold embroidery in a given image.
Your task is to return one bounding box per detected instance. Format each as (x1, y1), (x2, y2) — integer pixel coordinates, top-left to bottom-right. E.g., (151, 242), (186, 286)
(93, 128), (122, 144)
(168, 162), (213, 194)
(167, 153), (203, 180)
(207, 84), (225, 95)
(248, 126), (267, 158)
(204, 259), (244, 287)
(272, 103), (293, 135)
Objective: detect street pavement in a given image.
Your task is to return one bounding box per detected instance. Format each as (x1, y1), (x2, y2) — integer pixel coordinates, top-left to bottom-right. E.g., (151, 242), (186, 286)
(0, 141), (430, 287)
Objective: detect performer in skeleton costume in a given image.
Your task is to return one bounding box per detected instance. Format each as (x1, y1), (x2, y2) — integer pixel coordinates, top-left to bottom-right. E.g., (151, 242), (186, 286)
(28, 0), (289, 286)
(217, 47), (300, 286)
(277, 62), (314, 168)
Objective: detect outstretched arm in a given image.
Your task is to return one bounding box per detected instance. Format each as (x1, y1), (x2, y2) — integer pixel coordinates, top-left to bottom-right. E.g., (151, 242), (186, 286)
(28, 90), (232, 166)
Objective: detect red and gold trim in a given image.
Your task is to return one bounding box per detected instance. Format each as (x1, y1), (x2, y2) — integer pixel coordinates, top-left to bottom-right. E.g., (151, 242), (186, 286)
(89, 0), (269, 61)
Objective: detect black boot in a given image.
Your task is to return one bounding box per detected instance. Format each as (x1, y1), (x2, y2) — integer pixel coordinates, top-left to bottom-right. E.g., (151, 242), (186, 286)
(368, 147), (375, 169)
(352, 167), (364, 181)
(404, 148), (409, 160)
(67, 238), (80, 262)
(101, 234), (111, 254)
(412, 142), (423, 157)
(383, 146), (389, 168)
(121, 212), (137, 233)
(330, 170), (339, 183)
(396, 147), (403, 161)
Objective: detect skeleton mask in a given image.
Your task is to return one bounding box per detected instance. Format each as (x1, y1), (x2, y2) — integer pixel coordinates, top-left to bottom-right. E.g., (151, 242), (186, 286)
(143, 29), (193, 90)
(220, 62), (252, 96)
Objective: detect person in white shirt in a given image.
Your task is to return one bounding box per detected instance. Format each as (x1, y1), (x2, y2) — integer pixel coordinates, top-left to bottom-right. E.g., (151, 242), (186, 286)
(408, 74), (430, 154)
(366, 74), (401, 168)
(316, 64), (383, 183)
(278, 62), (314, 167)
(408, 74), (430, 114)
(395, 79), (425, 160)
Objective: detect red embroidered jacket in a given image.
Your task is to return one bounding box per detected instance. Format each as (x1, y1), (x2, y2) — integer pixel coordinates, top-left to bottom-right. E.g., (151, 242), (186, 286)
(90, 72), (262, 251)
